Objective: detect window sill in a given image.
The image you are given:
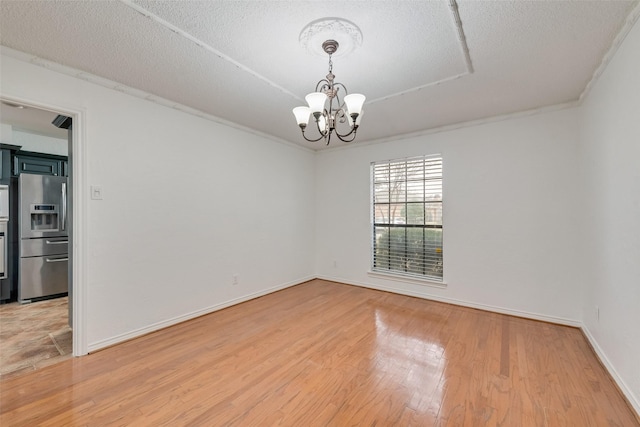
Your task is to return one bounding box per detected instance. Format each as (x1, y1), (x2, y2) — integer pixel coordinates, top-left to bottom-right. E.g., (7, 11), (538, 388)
(367, 270), (447, 288)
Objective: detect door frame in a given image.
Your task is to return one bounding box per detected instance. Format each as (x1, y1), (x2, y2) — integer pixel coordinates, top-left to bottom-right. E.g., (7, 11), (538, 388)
(0, 94), (87, 356)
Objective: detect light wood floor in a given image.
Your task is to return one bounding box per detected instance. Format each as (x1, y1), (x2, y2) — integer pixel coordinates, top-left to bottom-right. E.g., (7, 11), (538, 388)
(0, 280), (637, 426)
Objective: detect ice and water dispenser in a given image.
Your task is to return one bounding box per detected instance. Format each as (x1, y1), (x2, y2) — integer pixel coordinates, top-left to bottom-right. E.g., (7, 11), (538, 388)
(29, 204), (60, 232)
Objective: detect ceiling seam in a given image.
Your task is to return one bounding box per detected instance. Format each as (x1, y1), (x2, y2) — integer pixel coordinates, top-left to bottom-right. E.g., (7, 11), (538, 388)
(366, 72), (470, 104)
(118, 0), (304, 102)
(366, 0), (474, 105)
(447, 0), (474, 74)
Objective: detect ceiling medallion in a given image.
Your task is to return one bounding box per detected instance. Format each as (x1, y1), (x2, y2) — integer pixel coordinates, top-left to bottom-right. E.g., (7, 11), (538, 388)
(299, 17), (363, 58)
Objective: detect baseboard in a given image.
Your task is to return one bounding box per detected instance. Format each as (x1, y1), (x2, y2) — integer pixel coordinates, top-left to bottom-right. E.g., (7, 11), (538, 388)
(317, 274), (582, 327)
(87, 275), (314, 352)
(581, 326), (640, 418)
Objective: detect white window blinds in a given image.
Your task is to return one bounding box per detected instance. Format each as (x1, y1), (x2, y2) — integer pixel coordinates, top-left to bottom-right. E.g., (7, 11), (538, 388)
(372, 155), (443, 280)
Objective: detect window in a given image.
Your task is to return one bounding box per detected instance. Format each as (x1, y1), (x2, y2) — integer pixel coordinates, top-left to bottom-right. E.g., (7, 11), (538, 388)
(371, 155), (443, 281)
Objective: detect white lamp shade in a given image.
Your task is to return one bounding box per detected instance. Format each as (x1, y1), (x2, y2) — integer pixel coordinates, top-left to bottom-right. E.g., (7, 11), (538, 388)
(305, 92), (328, 114)
(292, 106), (311, 126)
(344, 93), (366, 116)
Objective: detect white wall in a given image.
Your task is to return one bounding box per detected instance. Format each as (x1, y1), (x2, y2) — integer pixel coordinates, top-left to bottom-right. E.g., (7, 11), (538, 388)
(0, 52), (316, 351)
(316, 107), (582, 324)
(0, 123), (12, 142)
(11, 130), (68, 156)
(579, 16), (640, 411)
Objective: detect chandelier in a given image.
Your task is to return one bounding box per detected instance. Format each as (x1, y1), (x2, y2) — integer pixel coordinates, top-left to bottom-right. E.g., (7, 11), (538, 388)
(292, 39), (365, 145)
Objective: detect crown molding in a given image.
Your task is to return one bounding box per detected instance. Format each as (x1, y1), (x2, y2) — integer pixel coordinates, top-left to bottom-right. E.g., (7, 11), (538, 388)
(579, 1), (640, 103)
(0, 46), (314, 154)
(320, 100), (580, 153)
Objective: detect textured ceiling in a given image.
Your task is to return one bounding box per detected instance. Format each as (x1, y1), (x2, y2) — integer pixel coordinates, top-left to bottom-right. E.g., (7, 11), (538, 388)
(0, 0), (638, 150)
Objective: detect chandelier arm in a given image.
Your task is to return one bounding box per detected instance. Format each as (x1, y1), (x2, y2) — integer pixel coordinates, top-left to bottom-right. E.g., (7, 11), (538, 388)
(334, 124), (356, 138)
(331, 83), (348, 116)
(316, 110), (330, 133)
(333, 82), (348, 96)
(300, 127), (327, 143)
(335, 127), (358, 143)
(299, 111), (330, 143)
(330, 94), (342, 115)
(326, 99), (336, 123)
(333, 107), (349, 125)
(315, 79), (331, 92)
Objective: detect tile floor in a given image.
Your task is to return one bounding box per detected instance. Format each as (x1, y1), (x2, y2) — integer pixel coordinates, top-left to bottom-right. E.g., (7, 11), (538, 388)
(0, 296), (72, 379)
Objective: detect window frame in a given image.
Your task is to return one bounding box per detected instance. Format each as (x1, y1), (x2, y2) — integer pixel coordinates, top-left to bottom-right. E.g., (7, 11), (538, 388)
(369, 154), (444, 285)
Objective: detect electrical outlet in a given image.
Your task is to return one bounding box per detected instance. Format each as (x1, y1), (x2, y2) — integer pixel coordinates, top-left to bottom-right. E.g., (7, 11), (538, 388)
(232, 274), (239, 285)
(333, 260), (337, 268)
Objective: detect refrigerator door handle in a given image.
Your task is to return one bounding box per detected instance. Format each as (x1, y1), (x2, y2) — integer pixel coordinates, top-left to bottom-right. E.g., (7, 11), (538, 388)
(61, 182), (67, 232)
(45, 257), (69, 263)
(0, 229), (6, 279)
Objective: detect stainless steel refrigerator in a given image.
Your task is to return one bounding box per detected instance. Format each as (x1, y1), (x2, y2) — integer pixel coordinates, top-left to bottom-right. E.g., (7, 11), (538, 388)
(18, 173), (68, 302)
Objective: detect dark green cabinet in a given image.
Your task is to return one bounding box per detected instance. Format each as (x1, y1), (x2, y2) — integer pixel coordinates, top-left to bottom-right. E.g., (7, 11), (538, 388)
(0, 144), (20, 183)
(12, 152), (68, 177)
(0, 150), (11, 182)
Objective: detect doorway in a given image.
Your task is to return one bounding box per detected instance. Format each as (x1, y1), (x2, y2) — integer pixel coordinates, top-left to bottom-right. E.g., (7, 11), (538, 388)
(0, 96), (85, 370)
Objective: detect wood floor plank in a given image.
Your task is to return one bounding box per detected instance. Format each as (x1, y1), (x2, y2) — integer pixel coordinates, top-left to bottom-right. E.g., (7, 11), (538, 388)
(1, 279), (638, 426)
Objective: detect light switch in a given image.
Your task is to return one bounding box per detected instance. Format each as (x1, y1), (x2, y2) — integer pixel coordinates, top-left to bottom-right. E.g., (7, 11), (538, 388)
(91, 186), (103, 200)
